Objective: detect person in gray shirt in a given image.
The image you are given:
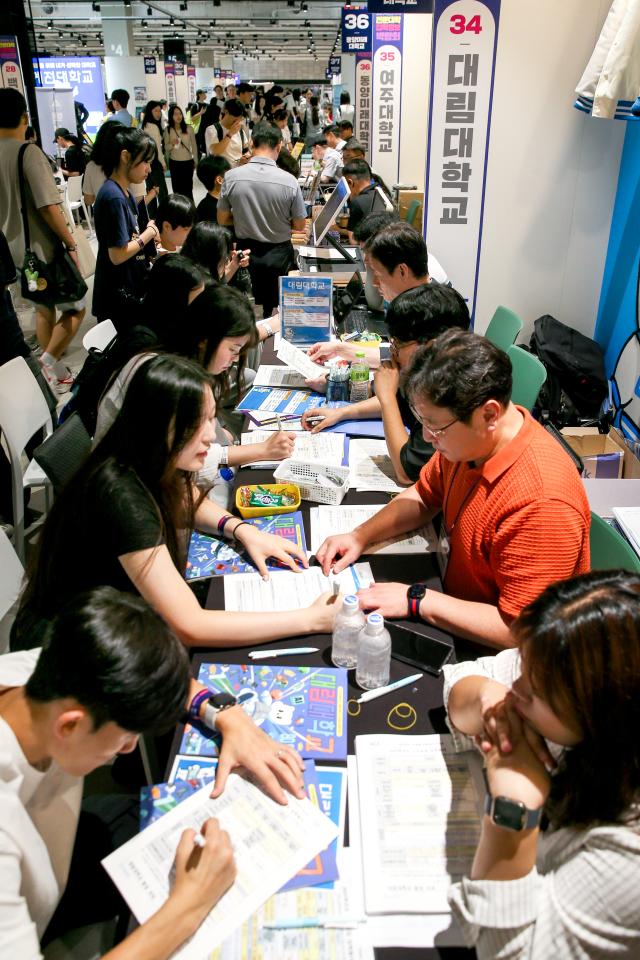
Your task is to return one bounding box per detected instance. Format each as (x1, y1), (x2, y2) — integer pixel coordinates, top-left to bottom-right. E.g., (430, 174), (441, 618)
(217, 126), (306, 317)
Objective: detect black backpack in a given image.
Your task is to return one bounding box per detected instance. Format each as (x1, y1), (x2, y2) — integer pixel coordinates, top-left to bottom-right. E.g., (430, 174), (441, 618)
(59, 325), (158, 434)
(529, 315), (608, 427)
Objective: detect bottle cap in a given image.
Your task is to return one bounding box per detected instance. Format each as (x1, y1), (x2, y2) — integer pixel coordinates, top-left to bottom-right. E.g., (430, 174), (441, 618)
(343, 594), (359, 608)
(366, 612), (383, 630)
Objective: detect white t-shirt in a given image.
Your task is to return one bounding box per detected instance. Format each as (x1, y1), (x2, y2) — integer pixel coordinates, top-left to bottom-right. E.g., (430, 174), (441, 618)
(204, 124), (245, 166)
(0, 650), (83, 956)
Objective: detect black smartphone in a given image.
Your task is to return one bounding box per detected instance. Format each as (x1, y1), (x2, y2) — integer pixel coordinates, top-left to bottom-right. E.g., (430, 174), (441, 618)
(387, 622), (454, 677)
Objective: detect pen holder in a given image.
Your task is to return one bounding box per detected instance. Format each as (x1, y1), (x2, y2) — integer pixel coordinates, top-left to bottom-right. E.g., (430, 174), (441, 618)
(236, 483), (301, 518)
(274, 459), (350, 506)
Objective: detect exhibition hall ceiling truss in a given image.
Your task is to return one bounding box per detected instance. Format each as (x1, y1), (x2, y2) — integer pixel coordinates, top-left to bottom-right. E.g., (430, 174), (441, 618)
(25, 0), (345, 63)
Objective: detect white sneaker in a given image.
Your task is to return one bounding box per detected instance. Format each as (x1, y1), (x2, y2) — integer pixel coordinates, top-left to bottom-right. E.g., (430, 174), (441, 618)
(39, 358), (75, 394)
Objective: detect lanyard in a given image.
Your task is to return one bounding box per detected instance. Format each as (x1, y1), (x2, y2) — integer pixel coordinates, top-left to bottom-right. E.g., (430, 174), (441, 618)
(442, 463), (479, 537)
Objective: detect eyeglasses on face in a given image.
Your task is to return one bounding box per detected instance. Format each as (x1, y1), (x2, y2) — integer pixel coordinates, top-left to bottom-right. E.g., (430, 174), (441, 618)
(410, 407), (459, 438)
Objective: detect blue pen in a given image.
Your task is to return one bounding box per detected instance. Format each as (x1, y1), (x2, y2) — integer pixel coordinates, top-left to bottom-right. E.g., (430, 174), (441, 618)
(357, 673), (424, 704)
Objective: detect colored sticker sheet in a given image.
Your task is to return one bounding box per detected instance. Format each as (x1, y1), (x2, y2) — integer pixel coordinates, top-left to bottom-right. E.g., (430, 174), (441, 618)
(185, 512), (307, 581)
(179, 663), (348, 761)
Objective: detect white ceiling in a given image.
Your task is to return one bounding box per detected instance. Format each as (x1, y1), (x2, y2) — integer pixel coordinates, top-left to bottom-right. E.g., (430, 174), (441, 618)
(26, 0), (346, 66)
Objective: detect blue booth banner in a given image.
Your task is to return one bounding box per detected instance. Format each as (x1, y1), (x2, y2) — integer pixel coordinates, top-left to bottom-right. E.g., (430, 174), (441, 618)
(328, 54), (342, 77)
(371, 13), (404, 188)
(32, 56), (103, 137)
(342, 6), (372, 54)
(355, 52), (373, 160)
(367, 0), (434, 12)
(424, 0), (501, 324)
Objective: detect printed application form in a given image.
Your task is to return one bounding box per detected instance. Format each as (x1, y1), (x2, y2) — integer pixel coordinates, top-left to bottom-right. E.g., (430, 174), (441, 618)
(276, 339), (327, 381)
(349, 440), (405, 493)
(102, 774), (339, 959)
(309, 505), (437, 554)
(223, 565), (374, 612)
(254, 365), (309, 390)
(354, 734), (484, 915)
(240, 430), (346, 468)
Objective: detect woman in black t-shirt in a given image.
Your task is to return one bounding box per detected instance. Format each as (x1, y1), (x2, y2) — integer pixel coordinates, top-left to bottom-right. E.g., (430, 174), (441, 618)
(92, 127), (158, 328)
(13, 355), (336, 652)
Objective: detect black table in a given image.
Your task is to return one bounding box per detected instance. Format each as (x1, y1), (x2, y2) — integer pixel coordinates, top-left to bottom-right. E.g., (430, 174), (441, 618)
(170, 338), (478, 959)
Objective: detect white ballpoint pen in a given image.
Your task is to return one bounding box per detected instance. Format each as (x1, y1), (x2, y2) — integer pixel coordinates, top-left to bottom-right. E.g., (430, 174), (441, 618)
(248, 646), (319, 660)
(357, 673), (423, 703)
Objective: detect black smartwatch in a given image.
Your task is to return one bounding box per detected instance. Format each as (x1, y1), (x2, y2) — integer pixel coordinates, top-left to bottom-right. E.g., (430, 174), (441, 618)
(484, 793), (543, 832)
(407, 582), (427, 620)
(202, 692), (238, 731)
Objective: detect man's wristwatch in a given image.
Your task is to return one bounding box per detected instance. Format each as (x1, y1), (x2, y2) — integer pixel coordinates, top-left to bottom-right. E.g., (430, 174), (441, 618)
(189, 690), (238, 731)
(407, 582), (427, 620)
(484, 793), (543, 832)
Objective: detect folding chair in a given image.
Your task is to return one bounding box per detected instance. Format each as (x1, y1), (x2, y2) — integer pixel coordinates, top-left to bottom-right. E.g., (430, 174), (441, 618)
(82, 319), (117, 353)
(66, 174), (93, 236)
(590, 512), (640, 573)
(0, 529), (24, 654)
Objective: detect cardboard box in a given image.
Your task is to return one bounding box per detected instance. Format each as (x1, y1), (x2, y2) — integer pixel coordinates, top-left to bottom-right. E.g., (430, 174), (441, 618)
(398, 190), (423, 230)
(611, 426), (640, 479)
(560, 427), (625, 479)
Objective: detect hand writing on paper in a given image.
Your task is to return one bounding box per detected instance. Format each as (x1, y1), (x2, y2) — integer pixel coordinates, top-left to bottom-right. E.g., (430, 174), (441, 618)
(257, 430), (296, 461)
(315, 531), (367, 576)
(212, 705), (305, 805)
(357, 581), (409, 619)
(171, 818), (236, 924)
(235, 524), (308, 579)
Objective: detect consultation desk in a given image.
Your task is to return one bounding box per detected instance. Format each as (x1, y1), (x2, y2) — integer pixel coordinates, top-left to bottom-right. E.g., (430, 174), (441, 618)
(170, 338), (480, 959)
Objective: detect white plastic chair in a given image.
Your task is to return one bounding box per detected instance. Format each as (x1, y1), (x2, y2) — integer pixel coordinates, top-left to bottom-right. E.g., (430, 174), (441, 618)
(82, 319), (117, 353)
(66, 175), (93, 236)
(0, 529), (24, 654)
(0, 357), (53, 562)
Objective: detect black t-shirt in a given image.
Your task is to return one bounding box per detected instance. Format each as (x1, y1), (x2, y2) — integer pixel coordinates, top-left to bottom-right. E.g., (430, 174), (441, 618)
(12, 467), (164, 650)
(93, 179), (150, 320)
(196, 193), (219, 223)
(347, 182), (377, 232)
(396, 390), (436, 481)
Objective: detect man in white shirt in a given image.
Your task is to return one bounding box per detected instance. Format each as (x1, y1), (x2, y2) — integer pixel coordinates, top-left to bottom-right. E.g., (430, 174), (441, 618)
(311, 136), (342, 182)
(0, 587), (306, 958)
(324, 124), (346, 156)
(204, 99), (249, 167)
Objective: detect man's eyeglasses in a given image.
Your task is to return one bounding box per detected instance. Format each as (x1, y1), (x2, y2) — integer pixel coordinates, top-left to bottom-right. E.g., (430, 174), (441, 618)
(410, 407), (459, 438)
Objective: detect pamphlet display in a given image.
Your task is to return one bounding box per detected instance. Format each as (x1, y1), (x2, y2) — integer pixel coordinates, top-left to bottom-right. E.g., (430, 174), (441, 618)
(279, 275), (333, 345)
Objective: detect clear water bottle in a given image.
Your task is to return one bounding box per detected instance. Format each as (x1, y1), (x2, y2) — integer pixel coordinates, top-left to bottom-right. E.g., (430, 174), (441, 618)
(349, 352), (371, 403)
(331, 595), (365, 668)
(356, 612), (391, 690)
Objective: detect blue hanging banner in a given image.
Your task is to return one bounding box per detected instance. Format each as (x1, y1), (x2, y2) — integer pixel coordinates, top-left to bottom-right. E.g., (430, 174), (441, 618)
(32, 56), (104, 137)
(367, 0), (434, 12)
(328, 54), (342, 77)
(342, 6), (372, 54)
(424, 0), (501, 324)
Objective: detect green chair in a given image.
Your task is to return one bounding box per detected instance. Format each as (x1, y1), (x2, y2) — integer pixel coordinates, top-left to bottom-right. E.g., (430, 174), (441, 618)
(589, 512), (640, 572)
(507, 345), (547, 411)
(403, 199), (421, 229)
(485, 306), (524, 352)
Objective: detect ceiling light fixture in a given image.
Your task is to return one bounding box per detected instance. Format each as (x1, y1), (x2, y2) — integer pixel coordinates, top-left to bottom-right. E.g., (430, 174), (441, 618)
(47, 20), (53, 29)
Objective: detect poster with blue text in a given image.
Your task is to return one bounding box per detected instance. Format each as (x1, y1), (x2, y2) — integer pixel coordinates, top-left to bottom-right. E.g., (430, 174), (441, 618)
(424, 0), (501, 323)
(371, 13), (404, 187)
(32, 57), (103, 137)
(342, 6), (372, 54)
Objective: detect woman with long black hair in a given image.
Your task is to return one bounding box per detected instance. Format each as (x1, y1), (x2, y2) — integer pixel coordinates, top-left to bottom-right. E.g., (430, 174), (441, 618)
(141, 99), (168, 211)
(163, 103), (197, 201)
(12, 354), (337, 652)
(444, 569), (640, 958)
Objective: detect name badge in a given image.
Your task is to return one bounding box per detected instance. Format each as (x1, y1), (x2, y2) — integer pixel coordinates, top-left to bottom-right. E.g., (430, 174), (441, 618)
(437, 525), (450, 580)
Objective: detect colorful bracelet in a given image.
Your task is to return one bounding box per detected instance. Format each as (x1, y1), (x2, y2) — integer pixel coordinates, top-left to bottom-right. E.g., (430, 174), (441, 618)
(188, 688), (210, 720)
(217, 515), (233, 536)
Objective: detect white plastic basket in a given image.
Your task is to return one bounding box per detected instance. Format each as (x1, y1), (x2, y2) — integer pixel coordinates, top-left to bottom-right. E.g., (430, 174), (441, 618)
(273, 458), (350, 505)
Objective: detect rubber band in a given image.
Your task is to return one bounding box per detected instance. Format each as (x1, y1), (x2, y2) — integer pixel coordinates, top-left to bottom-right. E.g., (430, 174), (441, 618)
(347, 699), (362, 717)
(387, 701), (417, 731)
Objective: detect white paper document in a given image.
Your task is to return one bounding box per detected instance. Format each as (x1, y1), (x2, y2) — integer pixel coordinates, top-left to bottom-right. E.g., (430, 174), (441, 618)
(276, 339), (327, 381)
(612, 507), (640, 557)
(223, 564), (374, 612)
(355, 734), (484, 915)
(309, 505), (437, 555)
(349, 440), (404, 493)
(102, 774), (339, 959)
(254, 365), (309, 391)
(240, 430), (346, 469)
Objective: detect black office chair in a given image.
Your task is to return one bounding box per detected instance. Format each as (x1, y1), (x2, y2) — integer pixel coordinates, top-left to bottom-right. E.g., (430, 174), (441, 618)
(32, 412), (92, 495)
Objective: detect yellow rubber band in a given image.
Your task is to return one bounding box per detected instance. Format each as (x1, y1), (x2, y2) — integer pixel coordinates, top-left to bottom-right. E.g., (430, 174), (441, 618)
(387, 701), (417, 731)
(347, 699), (362, 717)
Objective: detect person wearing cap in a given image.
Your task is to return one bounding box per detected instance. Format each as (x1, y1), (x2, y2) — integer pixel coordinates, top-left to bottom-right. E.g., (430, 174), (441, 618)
(54, 128), (86, 178)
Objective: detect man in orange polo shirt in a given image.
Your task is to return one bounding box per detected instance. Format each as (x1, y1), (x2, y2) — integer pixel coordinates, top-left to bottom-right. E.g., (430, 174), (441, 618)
(316, 329), (590, 649)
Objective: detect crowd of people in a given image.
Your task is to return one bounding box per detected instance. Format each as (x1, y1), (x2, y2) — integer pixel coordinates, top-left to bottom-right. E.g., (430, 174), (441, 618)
(0, 78), (639, 960)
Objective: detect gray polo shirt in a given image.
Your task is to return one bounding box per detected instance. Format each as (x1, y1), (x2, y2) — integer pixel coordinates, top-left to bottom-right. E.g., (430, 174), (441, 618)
(218, 155), (306, 244)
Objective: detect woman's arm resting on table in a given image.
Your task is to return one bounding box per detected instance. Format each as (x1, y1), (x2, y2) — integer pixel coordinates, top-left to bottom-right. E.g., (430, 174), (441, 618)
(103, 818), (235, 960)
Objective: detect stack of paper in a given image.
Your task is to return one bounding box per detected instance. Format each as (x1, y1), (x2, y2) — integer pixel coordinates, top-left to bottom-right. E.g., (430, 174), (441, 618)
(102, 774), (339, 957)
(223, 563), (374, 613)
(349, 439), (404, 493)
(612, 507), (640, 557)
(240, 430), (347, 469)
(309, 505), (437, 555)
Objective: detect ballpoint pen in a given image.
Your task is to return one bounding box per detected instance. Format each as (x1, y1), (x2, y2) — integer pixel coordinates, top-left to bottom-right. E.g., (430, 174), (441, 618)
(262, 917), (366, 929)
(357, 673), (423, 704)
(276, 413), (282, 431)
(306, 416), (326, 425)
(248, 646), (319, 659)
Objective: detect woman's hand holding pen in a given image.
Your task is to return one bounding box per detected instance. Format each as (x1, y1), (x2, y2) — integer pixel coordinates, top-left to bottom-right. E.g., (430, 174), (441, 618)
(301, 406), (341, 433)
(170, 818), (236, 926)
(256, 431), (296, 461)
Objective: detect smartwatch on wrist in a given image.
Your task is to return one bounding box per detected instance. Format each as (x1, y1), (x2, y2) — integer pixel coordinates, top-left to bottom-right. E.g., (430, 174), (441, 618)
(407, 582), (427, 620)
(199, 692), (238, 732)
(484, 793), (543, 832)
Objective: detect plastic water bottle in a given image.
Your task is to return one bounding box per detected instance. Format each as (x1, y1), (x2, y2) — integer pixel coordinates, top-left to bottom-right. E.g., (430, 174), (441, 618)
(331, 595), (365, 668)
(356, 612), (391, 690)
(349, 352), (371, 403)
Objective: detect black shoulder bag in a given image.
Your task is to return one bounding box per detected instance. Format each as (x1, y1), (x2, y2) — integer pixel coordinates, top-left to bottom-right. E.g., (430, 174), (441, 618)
(17, 142), (88, 306)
